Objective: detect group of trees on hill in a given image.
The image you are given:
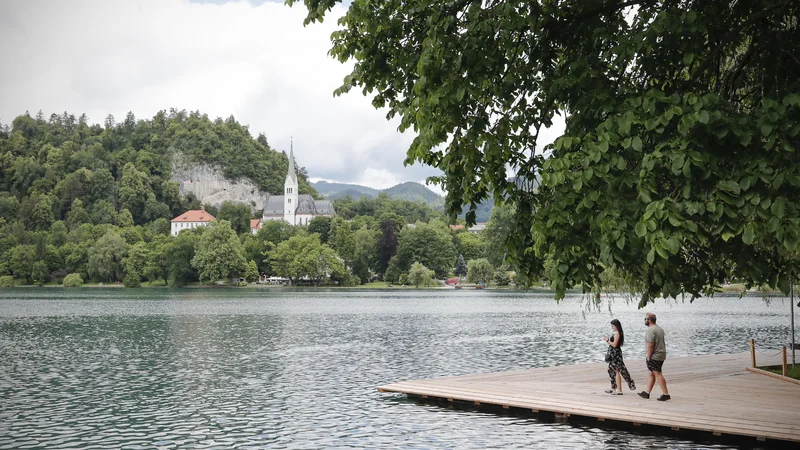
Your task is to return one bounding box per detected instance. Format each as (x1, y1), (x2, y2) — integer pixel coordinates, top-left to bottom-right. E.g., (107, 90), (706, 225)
(0, 109), (318, 286)
(0, 108), (522, 288)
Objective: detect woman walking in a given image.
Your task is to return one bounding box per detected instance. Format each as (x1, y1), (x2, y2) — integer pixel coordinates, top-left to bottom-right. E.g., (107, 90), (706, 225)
(604, 319), (636, 395)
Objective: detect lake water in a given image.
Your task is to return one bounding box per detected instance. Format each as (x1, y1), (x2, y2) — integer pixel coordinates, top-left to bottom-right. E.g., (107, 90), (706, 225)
(0, 288), (795, 449)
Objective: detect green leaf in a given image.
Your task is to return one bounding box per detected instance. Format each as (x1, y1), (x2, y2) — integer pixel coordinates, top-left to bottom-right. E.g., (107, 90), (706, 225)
(771, 200), (786, 219)
(682, 161), (691, 177)
(683, 53), (694, 65)
(631, 136), (643, 151)
(635, 221), (647, 237)
(785, 230), (799, 252)
(778, 276), (791, 296)
(667, 237), (679, 254)
(646, 248), (655, 265)
(761, 124), (773, 136)
(742, 227), (754, 245)
(739, 133), (752, 146)
(573, 178), (583, 191)
(718, 180), (740, 195)
(616, 235), (626, 250)
(697, 110), (709, 124)
(768, 216), (780, 232)
(685, 220), (698, 233)
(655, 242), (669, 259)
(619, 117), (632, 135)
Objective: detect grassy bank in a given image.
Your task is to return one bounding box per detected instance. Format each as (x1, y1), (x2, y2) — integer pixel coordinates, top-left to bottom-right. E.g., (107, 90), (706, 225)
(759, 364), (800, 381)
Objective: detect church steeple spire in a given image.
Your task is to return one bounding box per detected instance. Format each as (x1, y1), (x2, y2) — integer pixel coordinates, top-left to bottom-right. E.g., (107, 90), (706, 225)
(284, 138), (299, 225)
(286, 137), (298, 185)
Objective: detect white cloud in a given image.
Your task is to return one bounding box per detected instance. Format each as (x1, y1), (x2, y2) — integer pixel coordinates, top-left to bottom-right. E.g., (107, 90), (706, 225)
(0, 0), (438, 189)
(354, 168), (400, 190)
(0, 0), (565, 193)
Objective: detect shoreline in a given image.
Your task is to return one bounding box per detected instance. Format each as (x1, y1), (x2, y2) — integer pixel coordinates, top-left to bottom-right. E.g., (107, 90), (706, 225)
(0, 283), (783, 297)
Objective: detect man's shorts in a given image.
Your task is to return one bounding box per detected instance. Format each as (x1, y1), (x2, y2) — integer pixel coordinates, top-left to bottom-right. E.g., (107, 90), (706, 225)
(646, 359), (664, 372)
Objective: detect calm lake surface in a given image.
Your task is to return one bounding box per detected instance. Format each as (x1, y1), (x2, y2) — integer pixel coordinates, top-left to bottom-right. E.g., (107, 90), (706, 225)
(0, 288), (795, 449)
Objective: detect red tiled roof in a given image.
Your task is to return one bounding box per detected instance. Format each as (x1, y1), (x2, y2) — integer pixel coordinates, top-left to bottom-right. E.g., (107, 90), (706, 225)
(250, 219), (261, 229)
(171, 210), (216, 223)
(449, 224), (465, 231)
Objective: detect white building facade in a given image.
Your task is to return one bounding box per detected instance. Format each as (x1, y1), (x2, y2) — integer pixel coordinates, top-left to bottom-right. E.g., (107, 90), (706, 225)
(260, 143), (335, 226)
(170, 208), (216, 236)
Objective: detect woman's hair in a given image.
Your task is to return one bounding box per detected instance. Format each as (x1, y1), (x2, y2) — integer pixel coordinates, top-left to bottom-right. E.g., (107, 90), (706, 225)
(611, 319), (624, 347)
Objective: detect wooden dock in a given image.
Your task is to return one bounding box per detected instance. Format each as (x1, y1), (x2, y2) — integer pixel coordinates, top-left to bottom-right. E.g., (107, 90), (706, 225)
(379, 352), (800, 443)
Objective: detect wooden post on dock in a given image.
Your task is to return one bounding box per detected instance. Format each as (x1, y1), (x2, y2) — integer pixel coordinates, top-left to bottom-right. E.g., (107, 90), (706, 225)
(783, 346), (788, 377)
(750, 339), (756, 368)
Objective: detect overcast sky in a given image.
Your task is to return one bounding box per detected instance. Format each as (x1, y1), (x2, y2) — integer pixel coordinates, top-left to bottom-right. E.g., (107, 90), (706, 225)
(0, 0), (563, 191)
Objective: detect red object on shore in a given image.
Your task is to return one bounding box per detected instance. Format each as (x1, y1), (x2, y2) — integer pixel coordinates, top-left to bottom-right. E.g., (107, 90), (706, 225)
(445, 277), (460, 286)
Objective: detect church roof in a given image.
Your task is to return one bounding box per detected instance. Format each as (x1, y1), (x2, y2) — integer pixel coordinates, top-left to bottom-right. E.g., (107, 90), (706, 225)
(171, 209), (216, 223)
(263, 195), (285, 215)
(262, 194), (336, 216)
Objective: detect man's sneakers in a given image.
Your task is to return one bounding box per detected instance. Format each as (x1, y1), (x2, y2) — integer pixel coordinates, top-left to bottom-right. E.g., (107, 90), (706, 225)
(637, 391), (671, 401)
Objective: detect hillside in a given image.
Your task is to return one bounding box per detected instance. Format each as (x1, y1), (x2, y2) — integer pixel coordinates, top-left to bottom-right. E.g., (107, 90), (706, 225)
(312, 181), (378, 199)
(311, 180), (440, 203)
(312, 180), (494, 222)
(383, 181), (441, 204)
(0, 109), (316, 227)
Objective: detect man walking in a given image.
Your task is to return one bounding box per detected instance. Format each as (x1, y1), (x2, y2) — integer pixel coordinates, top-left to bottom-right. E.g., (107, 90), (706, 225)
(638, 312), (671, 401)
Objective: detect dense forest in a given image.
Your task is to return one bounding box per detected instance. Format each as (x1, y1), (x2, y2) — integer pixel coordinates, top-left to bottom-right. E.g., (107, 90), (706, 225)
(0, 109), (309, 285)
(0, 110), (514, 287)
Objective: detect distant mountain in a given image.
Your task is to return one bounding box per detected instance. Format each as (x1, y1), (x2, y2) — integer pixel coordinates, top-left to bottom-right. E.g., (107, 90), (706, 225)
(382, 181), (442, 204)
(311, 180), (441, 203)
(311, 181), (378, 198)
(326, 188), (377, 201)
(311, 180), (495, 222)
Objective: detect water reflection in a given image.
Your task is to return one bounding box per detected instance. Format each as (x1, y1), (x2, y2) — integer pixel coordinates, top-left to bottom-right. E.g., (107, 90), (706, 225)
(0, 288), (792, 449)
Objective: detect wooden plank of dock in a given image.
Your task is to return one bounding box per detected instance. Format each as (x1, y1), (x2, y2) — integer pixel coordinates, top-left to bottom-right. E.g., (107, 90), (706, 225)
(378, 352), (800, 443)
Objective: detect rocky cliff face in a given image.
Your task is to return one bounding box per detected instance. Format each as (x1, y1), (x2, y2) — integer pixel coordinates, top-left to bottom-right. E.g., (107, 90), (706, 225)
(170, 161), (268, 212)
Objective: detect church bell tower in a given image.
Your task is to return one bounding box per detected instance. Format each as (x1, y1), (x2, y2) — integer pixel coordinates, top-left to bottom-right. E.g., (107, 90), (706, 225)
(284, 139), (299, 225)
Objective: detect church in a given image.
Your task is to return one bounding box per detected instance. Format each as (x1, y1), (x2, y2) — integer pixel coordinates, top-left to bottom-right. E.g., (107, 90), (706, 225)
(260, 144), (335, 226)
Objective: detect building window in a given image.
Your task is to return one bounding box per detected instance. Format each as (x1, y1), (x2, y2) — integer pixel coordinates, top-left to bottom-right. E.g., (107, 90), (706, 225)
(288, 198), (291, 203)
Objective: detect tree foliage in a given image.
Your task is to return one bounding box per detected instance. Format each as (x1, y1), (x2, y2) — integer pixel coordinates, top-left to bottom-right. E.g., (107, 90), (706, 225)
(467, 258), (494, 286)
(217, 201), (252, 235)
(269, 232), (345, 285)
(353, 224), (379, 283)
(455, 231), (486, 264)
(87, 232), (127, 282)
(386, 219), (457, 280)
(191, 220), (248, 284)
(165, 231), (198, 286)
(454, 254), (467, 278)
(308, 215), (333, 243)
(334, 192), (444, 224)
(294, 0), (800, 305)
(408, 261), (435, 287)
